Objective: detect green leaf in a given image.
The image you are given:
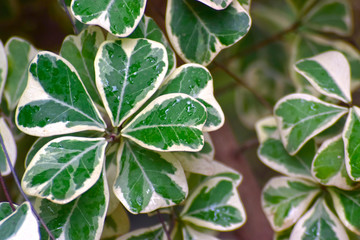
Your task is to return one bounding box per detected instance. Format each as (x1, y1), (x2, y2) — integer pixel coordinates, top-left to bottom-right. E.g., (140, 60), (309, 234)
(4, 37), (37, 110)
(312, 135), (358, 190)
(0, 40), (7, 102)
(295, 51), (351, 103)
(274, 228), (292, 240)
(0, 117), (17, 176)
(129, 16), (176, 77)
(291, 33), (360, 89)
(0, 202), (40, 240)
(290, 198), (349, 240)
(262, 176), (320, 231)
(255, 116), (280, 144)
(303, 0), (352, 36)
(71, 0), (146, 37)
(172, 223), (220, 240)
(156, 64), (224, 131)
(197, 0), (233, 10)
(105, 143), (120, 215)
(0, 203), (14, 221)
(60, 26), (105, 106)
(117, 224), (166, 240)
(95, 38), (168, 127)
(25, 136), (58, 168)
(121, 93), (207, 152)
(36, 172), (108, 240)
(286, 0), (316, 15)
(113, 139), (187, 214)
(166, 0), (251, 65)
(101, 204), (130, 239)
(22, 136), (107, 204)
(258, 138), (315, 181)
(181, 176), (246, 231)
(343, 107), (360, 181)
(330, 188), (360, 235)
(15, 51), (106, 137)
(274, 93), (347, 155)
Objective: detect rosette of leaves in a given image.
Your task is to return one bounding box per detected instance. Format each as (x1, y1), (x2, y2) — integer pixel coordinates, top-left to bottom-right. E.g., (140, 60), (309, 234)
(255, 51), (360, 239)
(8, 19), (251, 237)
(69, 0), (252, 66)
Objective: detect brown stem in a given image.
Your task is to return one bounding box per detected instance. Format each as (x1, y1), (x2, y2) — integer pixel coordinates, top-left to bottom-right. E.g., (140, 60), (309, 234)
(213, 61), (273, 111)
(156, 210), (172, 240)
(59, 0), (79, 34)
(0, 172), (16, 211)
(0, 134), (55, 240)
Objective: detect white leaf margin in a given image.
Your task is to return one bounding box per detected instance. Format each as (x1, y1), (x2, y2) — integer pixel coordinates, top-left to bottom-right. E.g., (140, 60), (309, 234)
(0, 117), (17, 176)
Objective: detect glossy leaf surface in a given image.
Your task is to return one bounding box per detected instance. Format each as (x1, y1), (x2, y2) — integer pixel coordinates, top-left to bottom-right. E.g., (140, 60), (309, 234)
(166, 0), (251, 65)
(71, 0), (146, 37)
(0, 41), (7, 102)
(156, 64), (224, 131)
(117, 224), (166, 240)
(36, 173), (108, 240)
(129, 16), (176, 76)
(16, 52), (106, 137)
(290, 198), (348, 240)
(60, 26), (105, 106)
(113, 140), (187, 213)
(122, 93), (207, 152)
(22, 136), (107, 204)
(312, 135), (357, 190)
(295, 51), (351, 103)
(262, 176), (320, 231)
(274, 93), (347, 155)
(95, 38), (167, 127)
(181, 176), (246, 231)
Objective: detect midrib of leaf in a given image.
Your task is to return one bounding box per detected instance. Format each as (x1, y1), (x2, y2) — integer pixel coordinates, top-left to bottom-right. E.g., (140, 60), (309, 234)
(186, 203), (231, 216)
(338, 192), (360, 208)
(181, 0), (217, 41)
(126, 141), (155, 194)
(270, 190), (317, 209)
(79, 46), (97, 94)
(294, 155), (311, 175)
(39, 141), (103, 191)
(115, 53), (131, 125)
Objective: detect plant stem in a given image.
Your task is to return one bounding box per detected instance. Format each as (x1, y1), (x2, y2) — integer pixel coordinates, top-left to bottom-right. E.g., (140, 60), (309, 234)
(213, 61), (273, 111)
(234, 138), (259, 157)
(156, 210), (172, 240)
(0, 134), (55, 240)
(59, 0), (79, 34)
(0, 172), (15, 211)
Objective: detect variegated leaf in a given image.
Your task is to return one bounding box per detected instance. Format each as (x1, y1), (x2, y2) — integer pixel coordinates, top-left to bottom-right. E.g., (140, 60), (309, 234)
(172, 222), (220, 240)
(330, 188), (360, 235)
(101, 204), (130, 239)
(258, 138), (315, 181)
(156, 64), (224, 131)
(181, 176), (246, 231)
(121, 93), (207, 152)
(166, 0), (251, 65)
(0, 40), (7, 102)
(262, 176), (320, 231)
(105, 143), (120, 215)
(343, 107), (360, 181)
(274, 93), (347, 155)
(71, 0), (146, 37)
(60, 26), (105, 106)
(274, 228), (292, 240)
(312, 135), (358, 190)
(295, 51), (351, 103)
(0, 203), (14, 221)
(303, 0), (352, 36)
(113, 139), (187, 214)
(36, 172), (108, 240)
(95, 38), (168, 127)
(4, 37), (37, 110)
(291, 33), (360, 89)
(255, 116), (280, 144)
(22, 136), (107, 204)
(0, 202), (40, 240)
(117, 224), (166, 240)
(129, 16), (176, 77)
(16, 52), (106, 137)
(0, 118), (17, 176)
(290, 198), (349, 240)
(197, 0), (232, 10)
